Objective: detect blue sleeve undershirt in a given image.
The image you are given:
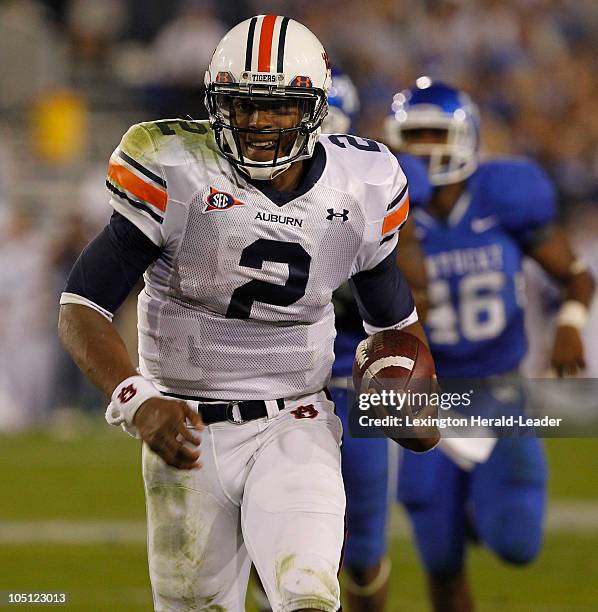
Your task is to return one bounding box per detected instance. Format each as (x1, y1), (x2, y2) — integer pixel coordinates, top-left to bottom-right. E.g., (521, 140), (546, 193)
(64, 212), (163, 314)
(349, 247), (415, 328)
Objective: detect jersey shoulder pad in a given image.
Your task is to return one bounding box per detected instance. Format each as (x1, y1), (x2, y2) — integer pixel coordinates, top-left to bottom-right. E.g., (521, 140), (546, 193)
(131, 119), (217, 166)
(320, 136), (409, 274)
(106, 120), (218, 246)
(472, 157), (557, 231)
(320, 134), (408, 224)
(320, 134), (396, 188)
(106, 122), (169, 246)
(395, 153), (433, 209)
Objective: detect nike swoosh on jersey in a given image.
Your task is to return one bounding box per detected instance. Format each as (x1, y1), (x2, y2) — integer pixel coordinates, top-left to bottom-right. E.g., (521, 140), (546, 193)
(471, 215), (499, 233)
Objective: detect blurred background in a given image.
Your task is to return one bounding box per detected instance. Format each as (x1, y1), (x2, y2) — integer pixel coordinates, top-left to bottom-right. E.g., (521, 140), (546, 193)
(0, 0), (597, 610)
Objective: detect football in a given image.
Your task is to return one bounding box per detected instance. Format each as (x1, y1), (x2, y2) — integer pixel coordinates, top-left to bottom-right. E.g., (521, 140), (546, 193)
(352, 329), (436, 397)
(352, 329), (439, 451)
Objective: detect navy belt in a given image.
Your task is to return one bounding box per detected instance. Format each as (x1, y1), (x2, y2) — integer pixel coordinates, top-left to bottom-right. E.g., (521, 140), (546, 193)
(165, 392), (285, 425)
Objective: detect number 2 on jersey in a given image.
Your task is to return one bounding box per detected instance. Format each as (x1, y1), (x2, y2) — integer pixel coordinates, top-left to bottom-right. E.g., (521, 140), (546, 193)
(226, 239), (311, 319)
(328, 135), (381, 152)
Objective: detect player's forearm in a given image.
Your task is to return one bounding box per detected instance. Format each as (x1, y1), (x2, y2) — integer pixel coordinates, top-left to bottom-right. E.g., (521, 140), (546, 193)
(58, 303), (138, 396)
(398, 252), (429, 323)
(397, 218), (429, 321)
(402, 320), (430, 349)
(530, 228), (595, 306)
(563, 270), (594, 307)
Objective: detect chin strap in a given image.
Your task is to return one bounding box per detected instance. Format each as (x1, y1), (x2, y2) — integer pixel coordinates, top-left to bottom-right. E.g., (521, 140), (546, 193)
(239, 160), (292, 181)
(343, 556), (392, 597)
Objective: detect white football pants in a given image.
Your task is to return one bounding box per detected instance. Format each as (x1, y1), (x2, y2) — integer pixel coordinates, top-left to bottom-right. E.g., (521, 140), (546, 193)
(142, 390), (345, 611)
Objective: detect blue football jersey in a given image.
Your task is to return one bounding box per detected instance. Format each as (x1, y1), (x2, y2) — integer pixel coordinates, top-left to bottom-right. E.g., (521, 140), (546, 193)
(411, 158), (556, 377)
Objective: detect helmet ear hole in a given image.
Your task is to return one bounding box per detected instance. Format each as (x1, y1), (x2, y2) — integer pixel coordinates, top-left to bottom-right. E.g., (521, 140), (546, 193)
(205, 15), (331, 180)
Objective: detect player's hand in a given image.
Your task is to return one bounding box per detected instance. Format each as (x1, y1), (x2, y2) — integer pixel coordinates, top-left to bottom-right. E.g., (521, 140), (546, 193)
(133, 397), (204, 469)
(397, 375), (441, 452)
(550, 324), (585, 377)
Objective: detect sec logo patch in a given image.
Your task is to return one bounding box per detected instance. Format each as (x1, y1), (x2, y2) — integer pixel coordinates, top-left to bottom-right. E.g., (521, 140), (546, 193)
(204, 187), (245, 213)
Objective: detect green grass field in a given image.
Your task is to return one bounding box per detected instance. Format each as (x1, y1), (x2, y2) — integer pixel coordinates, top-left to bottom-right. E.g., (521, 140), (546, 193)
(1, 422), (597, 610)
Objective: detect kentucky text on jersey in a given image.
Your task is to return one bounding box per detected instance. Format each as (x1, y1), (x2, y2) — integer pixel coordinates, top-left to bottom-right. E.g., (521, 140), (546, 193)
(426, 244), (503, 279)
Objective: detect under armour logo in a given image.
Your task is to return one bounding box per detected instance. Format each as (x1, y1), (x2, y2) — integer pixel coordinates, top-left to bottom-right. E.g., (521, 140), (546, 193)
(326, 209), (349, 222)
(290, 405), (319, 419)
(290, 75), (313, 88)
(117, 384), (137, 403)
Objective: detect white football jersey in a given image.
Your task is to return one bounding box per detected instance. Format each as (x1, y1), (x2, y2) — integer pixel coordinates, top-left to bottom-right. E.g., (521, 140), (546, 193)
(105, 120), (410, 399)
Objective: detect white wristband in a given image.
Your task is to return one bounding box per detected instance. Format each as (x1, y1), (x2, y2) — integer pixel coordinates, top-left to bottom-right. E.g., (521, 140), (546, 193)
(570, 259), (588, 275)
(557, 300), (588, 331)
(110, 375), (162, 426)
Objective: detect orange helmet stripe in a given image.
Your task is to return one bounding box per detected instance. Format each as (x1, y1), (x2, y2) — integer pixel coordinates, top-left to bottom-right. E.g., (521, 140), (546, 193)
(258, 15), (277, 72)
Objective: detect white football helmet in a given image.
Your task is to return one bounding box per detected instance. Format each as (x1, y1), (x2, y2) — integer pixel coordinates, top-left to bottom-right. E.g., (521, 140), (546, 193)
(205, 15), (332, 180)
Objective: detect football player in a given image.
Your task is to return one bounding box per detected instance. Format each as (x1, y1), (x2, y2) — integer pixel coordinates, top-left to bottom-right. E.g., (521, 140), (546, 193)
(384, 78), (595, 612)
(57, 17), (438, 612)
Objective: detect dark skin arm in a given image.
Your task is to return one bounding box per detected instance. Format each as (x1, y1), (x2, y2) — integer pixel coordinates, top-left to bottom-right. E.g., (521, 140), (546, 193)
(397, 216), (429, 322)
(58, 304), (203, 469)
(527, 228), (595, 376)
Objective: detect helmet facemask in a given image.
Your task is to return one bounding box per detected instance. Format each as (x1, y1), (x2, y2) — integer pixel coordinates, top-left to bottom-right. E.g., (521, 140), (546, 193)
(206, 82), (328, 180)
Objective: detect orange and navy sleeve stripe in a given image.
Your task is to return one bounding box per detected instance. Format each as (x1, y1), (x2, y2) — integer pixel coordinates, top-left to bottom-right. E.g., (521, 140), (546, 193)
(381, 183), (410, 244)
(106, 150), (167, 224)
